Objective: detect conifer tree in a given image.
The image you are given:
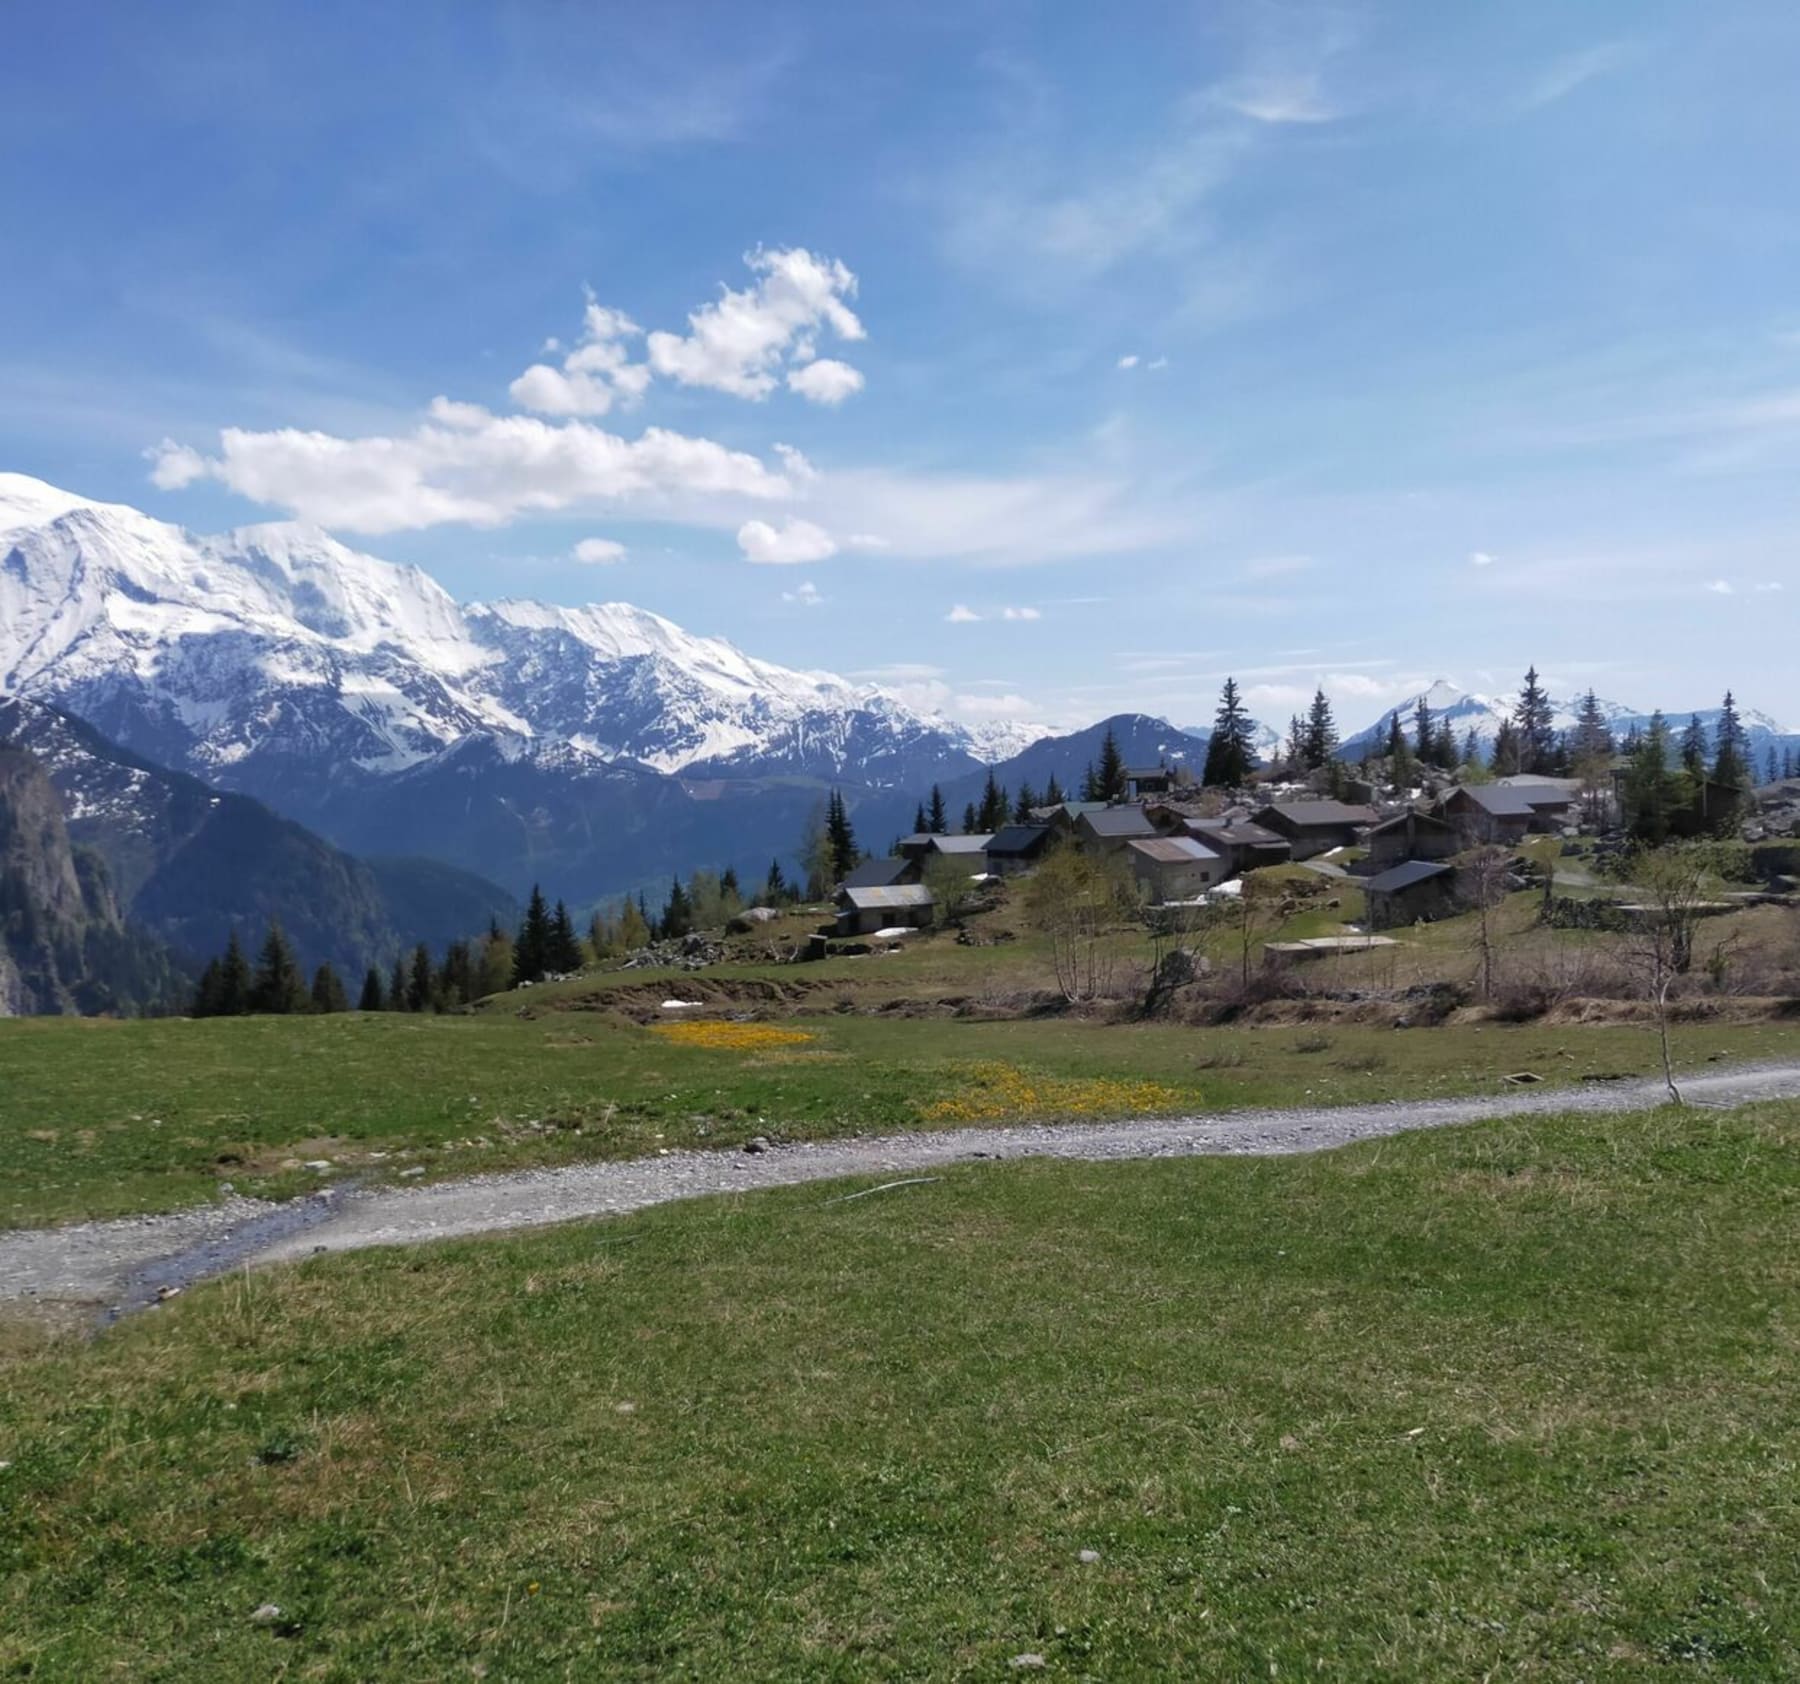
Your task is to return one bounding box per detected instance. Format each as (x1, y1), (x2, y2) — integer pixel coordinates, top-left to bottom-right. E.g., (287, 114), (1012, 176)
(1044, 772), (1065, 807)
(1285, 714), (1306, 773)
(1513, 666), (1556, 775)
(1622, 712), (1678, 844)
(660, 876), (693, 940)
(977, 769), (1009, 831)
(1490, 718), (1522, 776)
(824, 790), (859, 878)
(1012, 782), (1038, 822)
(217, 928), (251, 1016)
(1095, 726), (1126, 802)
(618, 897), (651, 951)
(547, 900), (583, 971)
(1202, 678), (1255, 788)
(389, 955), (408, 1011)
(1300, 688), (1338, 771)
(1572, 689), (1614, 763)
(191, 957), (224, 1017)
(407, 943), (434, 1012)
(513, 885), (553, 986)
(763, 858), (789, 906)
(1079, 762), (1100, 802)
(927, 785), (948, 834)
(358, 966), (385, 1011)
(1432, 717), (1458, 770)
(913, 800), (928, 833)
(1413, 693), (1435, 765)
(1766, 747), (1781, 785)
(311, 962), (348, 1014)
(1461, 726), (1481, 767)
(439, 939), (475, 1005)
(961, 800), (979, 834)
(1679, 713), (1708, 780)
(1708, 692), (1750, 833)
(249, 921), (306, 1015)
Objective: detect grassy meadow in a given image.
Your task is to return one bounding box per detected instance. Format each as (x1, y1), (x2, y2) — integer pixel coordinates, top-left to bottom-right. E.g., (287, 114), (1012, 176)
(3, 1098), (1796, 1678)
(2, 1007), (1794, 1227)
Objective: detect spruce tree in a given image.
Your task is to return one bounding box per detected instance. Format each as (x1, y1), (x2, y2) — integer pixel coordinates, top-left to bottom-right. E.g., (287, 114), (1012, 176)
(1044, 772), (1065, 807)
(1413, 694), (1434, 765)
(1679, 713), (1708, 779)
(191, 957), (224, 1017)
(977, 769), (1008, 831)
(764, 858), (789, 905)
(439, 939), (475, 1004)
(1012, 782), (1038, 823)
(1202, 678), (1255, 788)
(1572, 689), (1614, 763)
(1300, 688), (1338, 771)
(249, 922), (306, 1015)
(1096, 726), (1126, 802)
(1490, 718), (1521, 776)
(660, 877), (693, 940)
(513, 885), (552, 986)
(548, 900), (583, 971)
(824, 790), (858, 878)
(358, 966), (385, 1011)
(961, 800), (979, 834)
(1708, 692), (1750, 833)
(1432, 717), (1458, 770)
(388, 955), (408, 1011)
(927, 785), (948, 834)
(913, 800), (928, 834)
(1461, 726), (1480, 768)
(1079, 762), (1100, 802)
(310, 962), (348, 1014)
(1513, 666), (1556, 775)
(407, 943), (434, 1012)
(217, 929), (251, 1016)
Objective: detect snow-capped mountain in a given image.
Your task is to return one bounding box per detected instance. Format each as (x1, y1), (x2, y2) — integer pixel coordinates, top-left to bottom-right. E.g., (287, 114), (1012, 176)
(0, 473), (1000, 802)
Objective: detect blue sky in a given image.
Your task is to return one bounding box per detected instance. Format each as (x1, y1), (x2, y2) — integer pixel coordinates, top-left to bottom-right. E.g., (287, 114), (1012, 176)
(4, 1), (1799, 736)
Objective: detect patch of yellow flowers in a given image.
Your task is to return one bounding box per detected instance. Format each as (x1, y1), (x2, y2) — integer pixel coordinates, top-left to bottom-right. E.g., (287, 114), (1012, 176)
(921, 1061), (1183, 1124)
(650, 1020), (816, 1051)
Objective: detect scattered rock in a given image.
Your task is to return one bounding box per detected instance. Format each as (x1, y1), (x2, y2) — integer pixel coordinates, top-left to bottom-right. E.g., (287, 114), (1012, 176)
(302, 1159), (334, 1172)
(1078, 1548), (1101, 1564)
(398, 1167), (425, 1178)
(1009, 1655), (1047, 1671)
(743, 1136), (770, 1155)
(249, 1603), (282, 1625)
(1279, 1434), (1300, 1452)
(614, 1401), (637, 1414)
(155, 1285), (180, 1301)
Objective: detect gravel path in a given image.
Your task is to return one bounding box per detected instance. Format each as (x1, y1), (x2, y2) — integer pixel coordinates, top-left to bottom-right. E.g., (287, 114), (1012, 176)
(6, 1062), (1799, 1319)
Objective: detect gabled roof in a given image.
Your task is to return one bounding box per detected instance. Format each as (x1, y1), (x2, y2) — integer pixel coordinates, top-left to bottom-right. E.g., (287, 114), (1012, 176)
(926, 833), (992, 855)
(1447, 782), (1572, 817)
(986, 823), (1051, 855)
(838, 883), (935, 910)
(1366, 808), (1457, 836)
(1189, 818), (1286, 846)
(1032, 800), (1110, 821)
(1127, 835), (1221, 864)
(841, 856), (912, 889)
(1078, 806), (1159, 838)
(1366, 860), (1455, 893)
(1255, 800), (1379, 828)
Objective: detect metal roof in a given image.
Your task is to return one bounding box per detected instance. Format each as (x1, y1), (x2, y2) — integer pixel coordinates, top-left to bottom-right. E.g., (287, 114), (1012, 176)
(1127, 836), (1220, 864)
(1078, 806), (1159, 837)
(1365, 860), (1455, 893)
(1448, 783), (1572, 817)
(841, 856), (913, 889)
(838, 883), (936, 910)
(985, 823), (1051, 855)
(1256, 800), (1378, 827)
(926, 833), (992, 854)
(1366, 807), (1456, 835)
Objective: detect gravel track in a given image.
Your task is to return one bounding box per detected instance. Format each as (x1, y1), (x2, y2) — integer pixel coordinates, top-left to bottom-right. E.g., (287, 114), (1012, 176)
(6, 1062), (1799, 1319)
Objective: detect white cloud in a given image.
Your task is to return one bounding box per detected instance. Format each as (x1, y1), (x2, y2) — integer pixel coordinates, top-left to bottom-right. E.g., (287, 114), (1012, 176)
(572, 536), (626, 564)
(510, 299), (650, 417)
(150, 403), (792, 534)
(646, 247), (864, 399)
(945, 604), (981, 624)
(1469, 550), (1497, 567)
(781, 579), (824, 607)
(1212, 74), (1336, 125)
(845, 532), (889, 550)
(1754, 581), (1784, 593)
(1522, 41), (1637, 111)
(1147, 356), (1169, 370)
(1705, 579), (1735, 595)
(1001, 605), (1041, 621)
(785, 358), (865, 405)
(1117, 354), (1140, 370)
(945, 604), (1041, 623)
(736, 516), (838, 565)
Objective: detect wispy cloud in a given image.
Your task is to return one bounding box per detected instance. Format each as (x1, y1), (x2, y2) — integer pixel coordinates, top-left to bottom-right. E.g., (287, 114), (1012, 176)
(781, 579), (824, 607)
(1521, 41), (1638, 111)
(944, 603), (1042, 624)
(1211, 73), (1337, 125)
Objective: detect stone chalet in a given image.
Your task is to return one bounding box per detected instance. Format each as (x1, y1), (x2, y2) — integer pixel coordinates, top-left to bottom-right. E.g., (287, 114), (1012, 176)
(1364, 859), (1458, 930)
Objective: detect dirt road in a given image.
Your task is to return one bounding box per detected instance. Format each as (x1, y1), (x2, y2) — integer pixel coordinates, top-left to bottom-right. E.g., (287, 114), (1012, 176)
(5, 1062), (1798, 1320)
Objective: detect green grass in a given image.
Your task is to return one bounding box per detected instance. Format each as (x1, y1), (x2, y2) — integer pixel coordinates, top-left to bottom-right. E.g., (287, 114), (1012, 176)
(3, 1100), (1797, 1678)
(3, 1011), (1793, 1226)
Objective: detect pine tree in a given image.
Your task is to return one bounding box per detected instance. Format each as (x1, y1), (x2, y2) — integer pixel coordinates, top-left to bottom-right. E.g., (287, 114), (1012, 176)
(961, 800), (979, 834)
(191, 957), (224, 1017)
(1286, 714), (1306, 774)
(1043, 772), (1065, 808)
(1572, 689), (1614, 763)
(310, 962), (348, 1014)
(358, 967), (385, 1011)
(439, 939), (475, 1004)
(977, 769), (1008, 831)
(1012, 782), (1038, 823)
(1095, 726), (1126, 802)
(388, 956), (408, 1011)
(249, 921), (306, 1014)
(1079, 762), (1100, 802)
(1708, 692), (1750, 834)
(927, 785), (948, 835)
(217, 929), (250, 1016)
(1202, 678), (1255, 788)
(1432, 717), (1458, 770)
(763, 858), (789, 906)
(913, 800), (928, 834)
(660, 877), (693, 940)
(1461, 726), (1480, 768)
(1513, 665), (1556, 775)
(548, 901), (583, 971)
(407, 943), (434, 1012)
(825, 790), (859, 878)
(513, 885), (552, 986)
(1622, 712), (1678, 844)
(1490, 718), (1521, 776)
(1412, 694), (1434, 765)
(1767, 747), (1781, 786)
(1297, 688), (1338, 771)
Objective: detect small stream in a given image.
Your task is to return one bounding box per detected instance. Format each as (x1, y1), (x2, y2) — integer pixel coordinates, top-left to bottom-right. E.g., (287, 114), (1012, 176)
(102, 1184), (355, 1324)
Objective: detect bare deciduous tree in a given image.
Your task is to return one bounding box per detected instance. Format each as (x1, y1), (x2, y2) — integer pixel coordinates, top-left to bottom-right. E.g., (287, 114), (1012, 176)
(1460, 846), (1514, 1003)
(1619, 845), (1723, 1104)
(1023, 846), (1135, 1003)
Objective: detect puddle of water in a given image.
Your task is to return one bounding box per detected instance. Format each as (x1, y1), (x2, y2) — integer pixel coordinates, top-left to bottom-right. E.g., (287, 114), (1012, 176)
(103, 1184), (357, 1324)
